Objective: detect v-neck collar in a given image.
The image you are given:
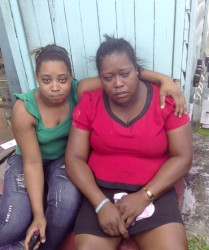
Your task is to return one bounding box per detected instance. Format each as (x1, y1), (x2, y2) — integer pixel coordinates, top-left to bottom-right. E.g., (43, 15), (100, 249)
(103, 81), (153, 128)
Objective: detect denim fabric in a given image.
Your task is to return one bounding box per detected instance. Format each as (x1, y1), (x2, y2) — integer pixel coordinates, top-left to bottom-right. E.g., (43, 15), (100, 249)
(0, 155), (81, 250)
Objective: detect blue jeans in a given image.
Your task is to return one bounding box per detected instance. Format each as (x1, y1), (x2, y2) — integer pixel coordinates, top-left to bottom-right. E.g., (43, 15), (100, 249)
(0, 154), (81, 249)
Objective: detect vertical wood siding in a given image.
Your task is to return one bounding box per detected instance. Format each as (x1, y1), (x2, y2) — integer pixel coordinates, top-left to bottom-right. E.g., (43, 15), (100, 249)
(0, 0), (206, 100)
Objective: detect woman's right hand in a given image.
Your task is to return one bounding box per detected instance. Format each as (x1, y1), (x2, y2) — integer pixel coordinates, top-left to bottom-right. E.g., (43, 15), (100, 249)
(97, 201), (129, 239)
(24, 215), (47, 250)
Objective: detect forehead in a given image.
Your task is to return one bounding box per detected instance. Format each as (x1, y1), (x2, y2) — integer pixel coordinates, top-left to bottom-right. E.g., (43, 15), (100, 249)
(37, 60), (70, 74)
(100, 52), (134, 73)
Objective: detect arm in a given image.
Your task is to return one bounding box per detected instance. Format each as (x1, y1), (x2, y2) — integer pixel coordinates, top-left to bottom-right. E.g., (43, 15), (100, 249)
(77, 70), (187, 116)
(12, 100), (46, 249)
(116, 122), (193, 228)
(65, 126), (128, 238)
(140, 69), (187, 116)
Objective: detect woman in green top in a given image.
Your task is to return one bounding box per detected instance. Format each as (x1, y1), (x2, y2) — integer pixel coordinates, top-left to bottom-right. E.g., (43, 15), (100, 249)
(0, 44), (187, 250)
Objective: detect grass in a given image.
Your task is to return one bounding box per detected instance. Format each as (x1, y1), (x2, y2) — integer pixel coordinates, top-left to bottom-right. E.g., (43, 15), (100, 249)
(188, 235), (209, 250)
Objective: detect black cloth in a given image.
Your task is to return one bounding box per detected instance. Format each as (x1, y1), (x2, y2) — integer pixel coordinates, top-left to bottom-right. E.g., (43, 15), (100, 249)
(74, 187), (183, 237)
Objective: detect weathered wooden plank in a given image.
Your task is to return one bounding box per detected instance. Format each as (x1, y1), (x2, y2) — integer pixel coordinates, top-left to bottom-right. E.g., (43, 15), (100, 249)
(64, 0), (88, 80)
(154, 0), (175, 76)
(0, 8), (21, 100)
(79, 0), (100, 77)
(184, 0), (198, 104)
(31, 0), (54, 46)
(48, 0), (70, 52)
(97, 0), (117, 41)
(116, 0), (135, 44)
(0, 0), (35, 91)
(19, 0), (41, 50)
(172, 0), (186, 79)
(135, 0), (155, 70)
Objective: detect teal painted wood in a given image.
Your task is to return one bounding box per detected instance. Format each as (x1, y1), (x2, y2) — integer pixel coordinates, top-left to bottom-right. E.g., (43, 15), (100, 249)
(31, 0), (54, 46)
(79, 0), (100, 77)
(0, 0), (35, 92)
(135, 0), (155, 70)
(1, 0), (200, 98)
(48, 0), (71, 53)
(172, 0), (186, 79)
(201, 0), (209, 58)
(0, 8), (21, 101)
(154, 0), (175, 76)
(97, 0), (117, 41)
(19, 0), (41, 50)
(64, 0), (88, 80)
(48, 0), (74, 76)
(116, 0), (135, 44)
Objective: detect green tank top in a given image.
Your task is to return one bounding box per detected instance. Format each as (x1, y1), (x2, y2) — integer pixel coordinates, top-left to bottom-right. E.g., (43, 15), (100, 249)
(14, 79), (78, 160)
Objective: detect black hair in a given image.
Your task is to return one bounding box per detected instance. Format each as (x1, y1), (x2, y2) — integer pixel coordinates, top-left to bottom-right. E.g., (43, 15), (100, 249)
(31, 44), (72, 75)
(96, 35), (143, 74)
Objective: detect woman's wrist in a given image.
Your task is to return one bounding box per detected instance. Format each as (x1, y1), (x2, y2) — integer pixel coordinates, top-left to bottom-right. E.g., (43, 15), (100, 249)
(95, 198), (110, 213)
(143, 187), (155, 201)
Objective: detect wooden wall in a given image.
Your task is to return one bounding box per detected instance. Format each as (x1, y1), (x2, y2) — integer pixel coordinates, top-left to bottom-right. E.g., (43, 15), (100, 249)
(0, 0), (207, 104)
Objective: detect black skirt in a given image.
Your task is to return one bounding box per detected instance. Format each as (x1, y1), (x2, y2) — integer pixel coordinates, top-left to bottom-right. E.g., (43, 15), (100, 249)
(74, 186), (183, 237)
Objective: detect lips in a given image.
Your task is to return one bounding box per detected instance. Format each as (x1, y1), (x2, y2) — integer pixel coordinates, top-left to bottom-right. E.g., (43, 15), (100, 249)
(50, 94), (63, 101)
(114, 91), (128, 98)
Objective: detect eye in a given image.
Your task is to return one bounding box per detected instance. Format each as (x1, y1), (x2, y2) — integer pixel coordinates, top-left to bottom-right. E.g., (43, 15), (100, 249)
(103, 76), (113, 82)
(42, 78), (50, 83)
(59, 77), (67, 83)
(120, 72), (129, 78)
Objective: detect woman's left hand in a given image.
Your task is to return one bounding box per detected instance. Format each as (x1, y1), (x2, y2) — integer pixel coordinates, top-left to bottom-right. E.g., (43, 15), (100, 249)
(115, 191), (149, 229)
(159, 78), (187, 117)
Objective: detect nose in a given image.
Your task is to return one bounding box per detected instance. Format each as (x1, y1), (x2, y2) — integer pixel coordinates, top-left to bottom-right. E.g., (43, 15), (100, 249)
(114, 75), (123, 88)
(51, 81), (60, 92)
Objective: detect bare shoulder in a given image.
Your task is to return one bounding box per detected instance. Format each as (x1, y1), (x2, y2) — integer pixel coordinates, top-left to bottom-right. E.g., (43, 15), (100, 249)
(12, 99), (35, 129)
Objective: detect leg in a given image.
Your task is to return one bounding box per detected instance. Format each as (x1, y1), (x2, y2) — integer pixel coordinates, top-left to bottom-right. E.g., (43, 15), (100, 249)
(0, 155), (32, 246)
(40, 157), (82, 250)
(132, 222), (188, 250)
(74, 234), (121, 250)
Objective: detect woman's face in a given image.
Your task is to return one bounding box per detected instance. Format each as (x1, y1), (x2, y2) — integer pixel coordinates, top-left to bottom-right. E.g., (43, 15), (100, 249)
(99, 52), (139, 105)
(36, 60), (72, 104)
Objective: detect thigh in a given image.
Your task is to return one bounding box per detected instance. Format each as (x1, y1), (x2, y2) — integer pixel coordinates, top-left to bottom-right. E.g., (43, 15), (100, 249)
(45, 157), (81, 210)
(74, 234), (121, 250)
(132, 222), (188, 250)
(0, 155), (32, 245)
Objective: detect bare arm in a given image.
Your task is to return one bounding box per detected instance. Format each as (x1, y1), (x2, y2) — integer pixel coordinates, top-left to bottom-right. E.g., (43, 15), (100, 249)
(116, 122), (193, 228)
(77, 70), (187, 116)
(145, 122), (193, 197)
(12, 100), (46, 248)
(65, 126), (128, 238)
(140, 69), (187, 116)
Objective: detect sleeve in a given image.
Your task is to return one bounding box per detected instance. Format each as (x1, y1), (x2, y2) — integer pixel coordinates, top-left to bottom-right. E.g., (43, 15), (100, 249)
(72, 91), (94, 131)
(71, 78), (79, 104)
(162, 96), (190, 131)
